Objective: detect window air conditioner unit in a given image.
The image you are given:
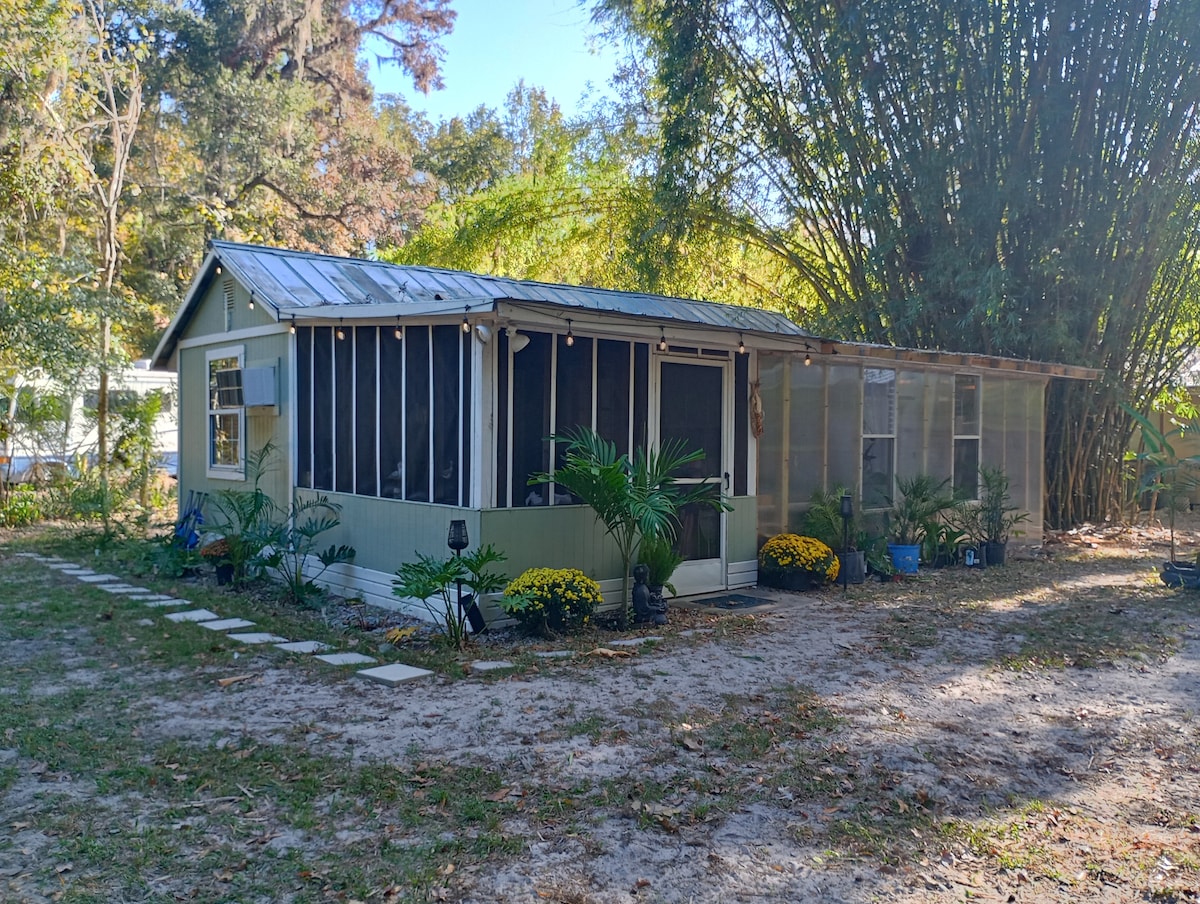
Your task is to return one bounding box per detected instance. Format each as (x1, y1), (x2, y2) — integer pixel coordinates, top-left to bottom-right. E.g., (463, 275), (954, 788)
(242, 365), (277, 408)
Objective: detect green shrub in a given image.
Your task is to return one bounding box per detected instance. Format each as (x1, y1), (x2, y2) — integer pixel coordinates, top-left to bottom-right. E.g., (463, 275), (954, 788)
(0, 485), (44, 526)
(502, 567), (602, 637)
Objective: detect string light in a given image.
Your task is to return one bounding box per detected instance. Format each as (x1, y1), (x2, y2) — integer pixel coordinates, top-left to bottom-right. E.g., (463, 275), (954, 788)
(565, 319), (575, 347)
(462, 307), (471, 333)
(288, 316), (296, 335)
(394, 316), (403, 341)
(658, 328), (668, 352)
(737, 333), (746, 355)
(247, 293), (255, 311)
(336, 318), (345, 341)
(804, 342), (813, 366)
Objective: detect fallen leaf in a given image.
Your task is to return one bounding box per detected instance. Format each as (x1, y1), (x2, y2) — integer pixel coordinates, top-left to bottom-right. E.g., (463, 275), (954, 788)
(586, 647), (634, 658)
(217, 674), (254, 688)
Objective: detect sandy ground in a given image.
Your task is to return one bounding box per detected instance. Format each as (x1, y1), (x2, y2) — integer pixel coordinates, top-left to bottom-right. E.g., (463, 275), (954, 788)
(6, 521), (1200, 902)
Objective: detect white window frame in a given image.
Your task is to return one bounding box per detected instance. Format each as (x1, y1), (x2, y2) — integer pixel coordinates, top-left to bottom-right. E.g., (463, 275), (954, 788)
(206, 344), (245, 480)
(861, 367), (896, 509)
(953, 373), (982, 501)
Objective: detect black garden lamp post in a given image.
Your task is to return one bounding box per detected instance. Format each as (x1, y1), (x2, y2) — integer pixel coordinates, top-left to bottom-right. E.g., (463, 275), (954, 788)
(448, 519), (469, 619)
(840, 493), (853, 592)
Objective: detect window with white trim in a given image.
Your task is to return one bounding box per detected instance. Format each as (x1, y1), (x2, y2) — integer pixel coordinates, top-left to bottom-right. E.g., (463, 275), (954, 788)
(206, 346), (244, 476)
(862, 367), (895, 508)
(953, 374), (981, 500)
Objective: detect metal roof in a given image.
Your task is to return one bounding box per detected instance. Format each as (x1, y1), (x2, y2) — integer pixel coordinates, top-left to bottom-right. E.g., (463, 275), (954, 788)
(207, 240), (807, 334)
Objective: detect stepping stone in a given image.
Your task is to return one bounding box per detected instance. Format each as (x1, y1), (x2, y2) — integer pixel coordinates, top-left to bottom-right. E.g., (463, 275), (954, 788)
(678, 628), (713, 637)
(62, 569), (97, 577)
(608, 636), (664, 647)
(534, 650), (575, 659)
(127, 593), (172, 602)
(32, 556), (64, 563)
(357, 663), (434, 686)
(316, 652), (377, 666)
(226, 632), (287, 644)
(143, 598), (192, 608)
(470, 660), (515, 672)
(197, 618), (256, 631)
(274, 641), (332, 654)
(13, 552), (38, 558)
(165, 609), (221, 623)
(99, 584), (145, 594)
(48, 563), (77, 571)
(77, 573), (120, 583)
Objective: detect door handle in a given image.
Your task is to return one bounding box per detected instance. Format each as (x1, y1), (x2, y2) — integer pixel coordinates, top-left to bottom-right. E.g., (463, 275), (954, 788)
(724, 471), (730, 491)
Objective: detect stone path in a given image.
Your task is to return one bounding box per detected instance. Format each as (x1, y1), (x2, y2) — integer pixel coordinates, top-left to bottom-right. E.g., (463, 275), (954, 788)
(12, 553), (435, 686)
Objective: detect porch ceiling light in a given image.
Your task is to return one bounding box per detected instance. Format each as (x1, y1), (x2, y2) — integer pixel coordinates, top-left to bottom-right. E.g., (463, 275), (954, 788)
(565, 319), (575, 347)
(658, 327), (668, 352)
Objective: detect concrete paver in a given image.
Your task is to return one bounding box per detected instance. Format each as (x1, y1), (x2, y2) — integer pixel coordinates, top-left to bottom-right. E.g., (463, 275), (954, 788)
(316, 652), (377, 666)
(226, 632), (287, 644)
(198, 618), (256, 631)
(357, 663), (434, 685)
(274, 640), (332, 654)
(165, 609), (221, 623)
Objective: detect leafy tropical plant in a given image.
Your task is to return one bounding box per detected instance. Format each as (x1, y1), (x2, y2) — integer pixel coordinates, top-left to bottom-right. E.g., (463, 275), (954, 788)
(501, 567), (603, 637)
(1124, 403), (1200, 561)
(393, 544), (509, 651)
(534, 426), (730, 628)
(636, 533), (684, 597)
(885, 475), (954, 547)
(203, 442), (278, 587)
(260, 494), (356, 606)
(803, 486), (863, 551)
(976, 466), (1030, 546)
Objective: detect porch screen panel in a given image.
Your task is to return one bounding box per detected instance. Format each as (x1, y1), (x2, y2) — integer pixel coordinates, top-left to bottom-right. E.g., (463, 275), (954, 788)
(512, 330), (551, 505)
(734, 351), (748, 497)
(756, 353), (786, 540)
(596, 339), (630, 456)
(826, 364), (861, 499)
(461, 330), (472, 508)
(334, 328), (354, 494)
(355, 327), (378, 497)
(659, 362), (722, 479)
(297, 327), (313, 488)
(405, 326), (431, 501)
(787, 360), (825, 527)
(633, 343), (649, 452)
(312, 327), (334, 490)
(495, 329), (509, 507)
(432, 325), (459, 505)
(378, 329), (405, 498)
(555, 334), (593, 487)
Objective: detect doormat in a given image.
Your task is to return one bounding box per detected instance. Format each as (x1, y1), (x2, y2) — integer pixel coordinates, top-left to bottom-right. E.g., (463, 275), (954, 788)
(706, 593), (774, 610)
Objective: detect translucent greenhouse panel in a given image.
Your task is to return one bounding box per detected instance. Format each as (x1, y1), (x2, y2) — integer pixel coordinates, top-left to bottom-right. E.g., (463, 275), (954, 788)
(787, 361), (826, 529)
(827, 365), (861, 497)
(927, 372), (954, 483)
(756, 353), (786, 540)
(1025, 382), (1046, 541)
(896, 370), (925, 480)
(981, 375), (1006, 468)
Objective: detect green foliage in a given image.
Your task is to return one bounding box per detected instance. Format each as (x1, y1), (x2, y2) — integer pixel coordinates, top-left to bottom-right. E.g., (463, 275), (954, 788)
(635, 534), (683, 596)
(976, 467), (1030, 545)
(203, 443), (277, 587)
(802, 487), (866, 552)
(501, 567), (602, 637)
(0, 485), (44, 527)
(537, 426), (729, 628)
(260, 495), (356, 606)
(885, 475), (955, 547)
(393, 544), (510, 651)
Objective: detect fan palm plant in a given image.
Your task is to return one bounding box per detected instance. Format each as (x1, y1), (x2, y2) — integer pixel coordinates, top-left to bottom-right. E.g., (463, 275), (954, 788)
(533, 427), (729, 628)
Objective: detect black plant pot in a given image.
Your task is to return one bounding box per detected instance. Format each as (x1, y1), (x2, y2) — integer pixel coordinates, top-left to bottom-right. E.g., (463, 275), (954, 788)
(215, 562), (234, 586)
(837, 550), (866, 584)
(982, 540), (1007, 567)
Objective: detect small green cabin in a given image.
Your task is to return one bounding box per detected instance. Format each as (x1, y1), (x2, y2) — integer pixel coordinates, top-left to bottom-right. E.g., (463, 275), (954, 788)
(152, 241), (1094, 617)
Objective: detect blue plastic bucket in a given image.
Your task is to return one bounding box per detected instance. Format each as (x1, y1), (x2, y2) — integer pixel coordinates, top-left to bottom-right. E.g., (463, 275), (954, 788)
(887, 543), (921, 574)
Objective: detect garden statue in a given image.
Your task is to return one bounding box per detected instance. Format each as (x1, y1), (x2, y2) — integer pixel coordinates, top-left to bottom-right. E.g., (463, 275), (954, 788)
(632, 563), (668, 626)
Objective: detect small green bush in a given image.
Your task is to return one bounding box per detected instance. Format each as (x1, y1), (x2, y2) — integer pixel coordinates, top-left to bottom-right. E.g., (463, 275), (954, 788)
(502, 567), (602, 636)
(0, 485), (44, 526)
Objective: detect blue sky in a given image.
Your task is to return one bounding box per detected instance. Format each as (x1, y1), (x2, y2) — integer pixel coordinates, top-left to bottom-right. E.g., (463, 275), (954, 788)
(367, 0), (621, 122)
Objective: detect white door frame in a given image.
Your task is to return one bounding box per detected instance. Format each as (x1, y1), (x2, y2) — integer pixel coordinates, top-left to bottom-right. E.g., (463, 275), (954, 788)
(651, 354), (731, 596)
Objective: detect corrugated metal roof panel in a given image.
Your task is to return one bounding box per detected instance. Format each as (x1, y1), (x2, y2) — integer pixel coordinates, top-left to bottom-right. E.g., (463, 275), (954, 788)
(209, 240), (807, 336)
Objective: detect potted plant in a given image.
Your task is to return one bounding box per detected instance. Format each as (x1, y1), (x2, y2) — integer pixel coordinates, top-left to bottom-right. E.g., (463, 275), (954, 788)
(757, 533), (840, 591)
(200, 536), (234, 585)
(885, 475), (953, 574)
(976, 466), (1029, 566)
(635, 533), (684, 622)
(803, 487), (866, 584)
